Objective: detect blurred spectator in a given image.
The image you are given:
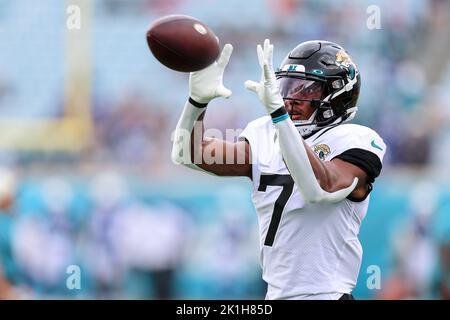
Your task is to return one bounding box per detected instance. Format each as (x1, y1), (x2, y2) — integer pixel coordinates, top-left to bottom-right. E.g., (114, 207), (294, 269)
(93, 93), (170, 168)
(12, 177), (77, 297)
(0, 167), (19, 299)
(83, 171), (129, 298)
(438, 241), (450, 299)
(431, 186), (450, 299)
(112, 202), (192, 299)
(378, 182), (438, 299)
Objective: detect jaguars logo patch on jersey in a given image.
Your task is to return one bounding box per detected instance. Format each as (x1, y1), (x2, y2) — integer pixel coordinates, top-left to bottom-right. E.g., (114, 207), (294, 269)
(314, 144), (331, 160)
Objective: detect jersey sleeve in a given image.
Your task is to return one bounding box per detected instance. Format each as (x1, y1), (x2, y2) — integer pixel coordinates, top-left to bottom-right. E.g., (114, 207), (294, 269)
(329, 125), (386, 183)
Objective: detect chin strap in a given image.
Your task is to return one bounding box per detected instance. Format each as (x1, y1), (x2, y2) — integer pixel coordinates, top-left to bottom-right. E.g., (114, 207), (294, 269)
(293, 106), (358, 138)
(292, 110), (318, 137)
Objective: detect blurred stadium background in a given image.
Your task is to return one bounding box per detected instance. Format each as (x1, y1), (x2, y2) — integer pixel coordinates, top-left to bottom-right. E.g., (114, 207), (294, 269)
(0, 0), (450, 299)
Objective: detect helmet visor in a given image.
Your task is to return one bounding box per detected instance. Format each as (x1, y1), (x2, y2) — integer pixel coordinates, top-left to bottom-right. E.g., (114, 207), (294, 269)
(277, 77), (324, 101)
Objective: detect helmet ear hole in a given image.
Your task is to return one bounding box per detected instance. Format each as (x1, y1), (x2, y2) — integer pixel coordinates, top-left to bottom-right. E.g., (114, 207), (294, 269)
(331, 79), (344, 89)
(322, 109), (334, 119)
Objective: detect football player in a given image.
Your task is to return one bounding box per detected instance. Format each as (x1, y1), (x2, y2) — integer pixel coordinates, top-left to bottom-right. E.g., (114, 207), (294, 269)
(171, 39), (386, 300)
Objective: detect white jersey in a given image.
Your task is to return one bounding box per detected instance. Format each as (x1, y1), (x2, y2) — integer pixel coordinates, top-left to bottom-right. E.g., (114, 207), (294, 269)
(239, 116), (386, 300)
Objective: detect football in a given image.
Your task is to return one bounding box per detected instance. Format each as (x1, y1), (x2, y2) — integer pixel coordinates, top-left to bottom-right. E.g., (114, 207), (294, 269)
(146, 15), (220, 72)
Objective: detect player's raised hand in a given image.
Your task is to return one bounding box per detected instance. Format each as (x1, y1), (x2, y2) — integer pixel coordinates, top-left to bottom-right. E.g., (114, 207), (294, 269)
(189, 44), (233, 104)
(245, 39), (284, 114)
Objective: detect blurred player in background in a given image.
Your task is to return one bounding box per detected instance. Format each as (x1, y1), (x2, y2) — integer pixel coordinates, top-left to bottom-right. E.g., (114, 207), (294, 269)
(172, 39), (386, 300)
(0, 168), (18, 299)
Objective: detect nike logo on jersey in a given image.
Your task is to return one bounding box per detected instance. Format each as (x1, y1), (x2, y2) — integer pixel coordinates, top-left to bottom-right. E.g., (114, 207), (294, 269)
(371, 140), (383, 151)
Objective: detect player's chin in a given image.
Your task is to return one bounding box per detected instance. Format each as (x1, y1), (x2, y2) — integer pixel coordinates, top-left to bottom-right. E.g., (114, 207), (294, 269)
(290, 115), (304, 121)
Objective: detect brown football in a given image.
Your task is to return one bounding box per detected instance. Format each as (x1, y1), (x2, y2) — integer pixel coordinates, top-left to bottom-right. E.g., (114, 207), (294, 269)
(146, 15), (220, 72)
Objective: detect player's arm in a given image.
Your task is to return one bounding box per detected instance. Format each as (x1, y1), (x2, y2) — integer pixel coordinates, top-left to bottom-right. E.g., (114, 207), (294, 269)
(171, 44), (252, 178)
(270, 109), (360, 203)
(297, 136), (370, 200)
(245, 39), (359, 203)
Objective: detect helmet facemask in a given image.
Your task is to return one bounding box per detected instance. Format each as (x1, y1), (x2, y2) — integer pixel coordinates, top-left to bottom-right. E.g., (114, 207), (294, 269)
(277, 75), (331, 137)
(276, 71), (359, 138)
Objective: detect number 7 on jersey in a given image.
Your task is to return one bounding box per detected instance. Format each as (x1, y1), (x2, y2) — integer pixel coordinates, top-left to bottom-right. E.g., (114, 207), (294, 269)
(258, 174), (295, 247)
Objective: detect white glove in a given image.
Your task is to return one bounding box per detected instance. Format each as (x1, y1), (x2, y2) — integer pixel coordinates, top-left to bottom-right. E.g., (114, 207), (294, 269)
(244, 39), (284, 114)
(189, 44), (233, 104)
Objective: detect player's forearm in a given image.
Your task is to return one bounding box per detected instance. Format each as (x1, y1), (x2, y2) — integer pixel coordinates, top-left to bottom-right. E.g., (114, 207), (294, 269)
(304, 147), (359, 194)
(301, 140), (333, 190)
(272, 109), (357, 203)
(171, 98), (207, 168)
(190, 108), (206, 164)
(273, 115), (328, 202)
(171, 99), (251, 177)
